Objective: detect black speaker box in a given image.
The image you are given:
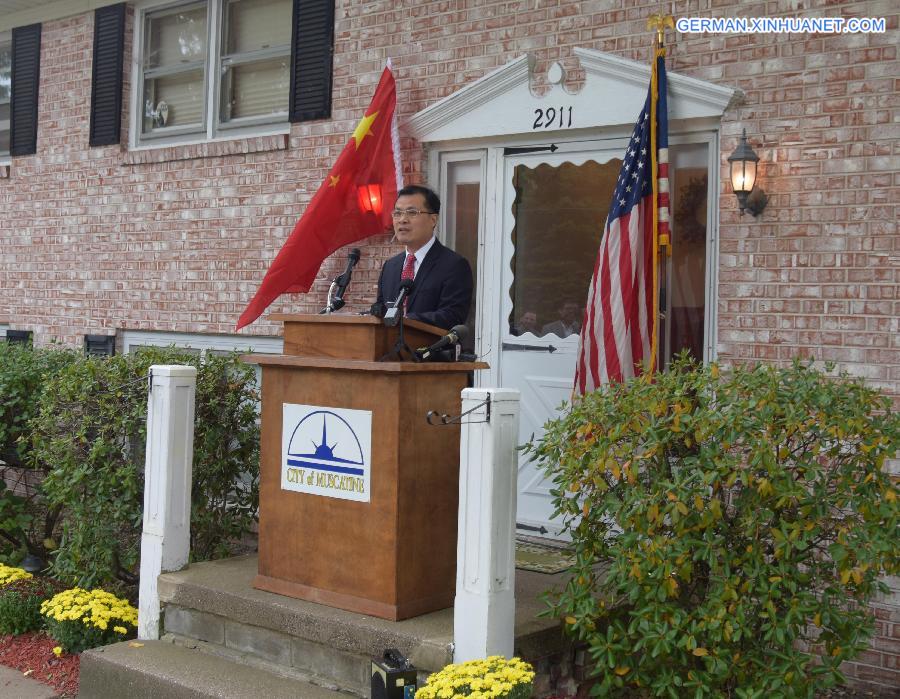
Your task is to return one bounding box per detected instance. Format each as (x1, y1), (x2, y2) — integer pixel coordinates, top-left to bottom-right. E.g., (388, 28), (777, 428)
(371, 649), (417, 699)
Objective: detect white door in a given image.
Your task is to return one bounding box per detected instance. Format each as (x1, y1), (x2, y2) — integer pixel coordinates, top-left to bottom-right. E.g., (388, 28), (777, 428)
(497, 142), (624, 536)
(493, 138), (714, 537)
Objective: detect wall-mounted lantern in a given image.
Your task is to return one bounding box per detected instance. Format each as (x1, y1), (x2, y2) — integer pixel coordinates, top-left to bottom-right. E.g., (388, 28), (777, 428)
(357, 184), (384, 216)
(727, 129), (768, 217)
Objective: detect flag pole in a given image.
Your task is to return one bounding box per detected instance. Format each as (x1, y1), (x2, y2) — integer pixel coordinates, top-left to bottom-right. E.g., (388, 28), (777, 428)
(647, 13), (673, 374)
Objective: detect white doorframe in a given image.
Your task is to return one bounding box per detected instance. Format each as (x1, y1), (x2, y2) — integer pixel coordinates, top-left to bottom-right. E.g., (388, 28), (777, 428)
(426, 127), (721, 536)
(428, 125), (722, 381)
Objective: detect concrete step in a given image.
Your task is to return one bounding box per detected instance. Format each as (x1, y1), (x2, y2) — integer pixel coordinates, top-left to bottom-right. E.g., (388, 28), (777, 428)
(78, 639), (351, 699)
(155, 554), (571, 696)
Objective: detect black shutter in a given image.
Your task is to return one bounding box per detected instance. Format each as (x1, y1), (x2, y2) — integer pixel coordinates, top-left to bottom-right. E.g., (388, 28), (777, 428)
(10, 23), (41, 156)
(89, 3), (126, 147)
(289, 0), (335, 122)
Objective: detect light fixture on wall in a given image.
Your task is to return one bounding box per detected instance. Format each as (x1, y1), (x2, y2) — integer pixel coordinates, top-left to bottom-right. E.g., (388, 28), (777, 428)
(357, 183), (384, 216)
(727, 129), (768, 217)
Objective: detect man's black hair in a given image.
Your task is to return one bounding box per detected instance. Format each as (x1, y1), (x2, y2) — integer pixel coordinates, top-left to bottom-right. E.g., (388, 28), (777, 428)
(396, 184), (441, 215)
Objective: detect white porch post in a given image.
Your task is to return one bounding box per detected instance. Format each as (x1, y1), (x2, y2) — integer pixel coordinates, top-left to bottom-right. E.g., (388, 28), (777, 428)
(454, 387), (521, 662)
(137, 365), (196, 640)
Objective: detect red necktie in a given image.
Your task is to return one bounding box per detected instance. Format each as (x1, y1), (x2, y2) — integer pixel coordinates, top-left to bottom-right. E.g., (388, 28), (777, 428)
(400, 253), (415, 307)
(401, 253), (415, 281)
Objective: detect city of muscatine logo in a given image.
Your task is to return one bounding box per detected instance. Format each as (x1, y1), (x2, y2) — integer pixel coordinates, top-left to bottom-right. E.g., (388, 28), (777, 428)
(286, 410), (365, 476)
(281, 404), (372, 502)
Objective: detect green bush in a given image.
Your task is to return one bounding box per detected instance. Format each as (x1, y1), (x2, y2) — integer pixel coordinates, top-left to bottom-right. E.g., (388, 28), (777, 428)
(27, 347), (259, 589)
(0, 343), (77, 564)
(190, 351), (260, 561)
(0, 573), (66, 635)
(0, 342), (77, 467)
(527, 358), (899, 697)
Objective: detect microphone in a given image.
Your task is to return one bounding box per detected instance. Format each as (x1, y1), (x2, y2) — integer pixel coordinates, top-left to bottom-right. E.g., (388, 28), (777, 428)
(368, 300), (386, 318)
(416, 324), (468, 360)
(333, 248), (361, 302)
(383, 278), (415, 326)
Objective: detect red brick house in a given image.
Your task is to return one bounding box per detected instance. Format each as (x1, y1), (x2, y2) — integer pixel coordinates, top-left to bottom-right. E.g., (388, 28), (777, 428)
(0, 0), (896, 691)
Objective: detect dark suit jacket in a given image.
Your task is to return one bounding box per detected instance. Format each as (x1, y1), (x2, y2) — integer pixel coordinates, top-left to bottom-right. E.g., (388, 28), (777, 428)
(376, 239), (473, 330)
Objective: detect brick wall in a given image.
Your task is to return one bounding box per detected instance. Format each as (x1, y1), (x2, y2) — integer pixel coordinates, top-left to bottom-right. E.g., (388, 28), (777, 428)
(0, 0), (897, 689)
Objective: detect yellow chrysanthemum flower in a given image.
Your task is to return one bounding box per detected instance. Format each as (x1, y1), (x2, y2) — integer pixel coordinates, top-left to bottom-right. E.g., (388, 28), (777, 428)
(415, 657), (534, 699)
(0, 564), (33, 586)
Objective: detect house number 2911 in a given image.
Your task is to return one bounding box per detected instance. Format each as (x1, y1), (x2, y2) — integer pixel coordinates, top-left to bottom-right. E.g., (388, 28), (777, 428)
(532, 106), (573, 130)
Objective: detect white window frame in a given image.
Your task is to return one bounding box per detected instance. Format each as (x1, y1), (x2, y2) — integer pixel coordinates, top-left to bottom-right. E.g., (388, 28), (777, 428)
(662, 130), (720, 368)
(0, 31), (11, 163)
(129, 0), (292, 150)
(122, 329), (283, 389)
(121, 329), (283, 357)
(438, 149), (487, 360)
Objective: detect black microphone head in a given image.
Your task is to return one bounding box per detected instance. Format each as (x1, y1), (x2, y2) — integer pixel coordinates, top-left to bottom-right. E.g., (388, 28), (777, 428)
(348, 248), (361, 262)
(399, 278), (415, 292)
(369, 301), (386, 318)
(450, 324), (468, 340)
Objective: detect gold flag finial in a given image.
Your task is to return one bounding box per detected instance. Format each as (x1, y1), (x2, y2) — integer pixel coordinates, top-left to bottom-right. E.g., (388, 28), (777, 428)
(647, 14), (675, 48)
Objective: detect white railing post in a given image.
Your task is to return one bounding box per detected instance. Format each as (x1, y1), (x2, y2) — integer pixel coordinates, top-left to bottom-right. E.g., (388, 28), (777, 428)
(454, 387), (521, 662)
(138, 365), (196, 640)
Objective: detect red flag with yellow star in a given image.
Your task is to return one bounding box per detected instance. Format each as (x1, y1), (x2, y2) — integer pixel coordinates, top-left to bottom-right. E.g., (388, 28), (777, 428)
(236, 64), (403, 330)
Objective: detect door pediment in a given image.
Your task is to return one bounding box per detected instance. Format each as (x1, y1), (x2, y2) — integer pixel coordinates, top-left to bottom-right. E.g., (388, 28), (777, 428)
(406, 48), (739, 143)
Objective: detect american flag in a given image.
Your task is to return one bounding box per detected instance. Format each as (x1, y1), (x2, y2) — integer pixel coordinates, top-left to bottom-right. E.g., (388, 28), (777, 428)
(574, 51), (669, 393)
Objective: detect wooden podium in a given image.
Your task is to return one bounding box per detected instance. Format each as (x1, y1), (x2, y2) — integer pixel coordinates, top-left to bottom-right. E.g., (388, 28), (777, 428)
(244, 314), (486, 621)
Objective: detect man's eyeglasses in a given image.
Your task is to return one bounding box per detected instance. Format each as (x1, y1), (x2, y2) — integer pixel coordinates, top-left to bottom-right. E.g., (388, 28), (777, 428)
(391, 208), (435, 219)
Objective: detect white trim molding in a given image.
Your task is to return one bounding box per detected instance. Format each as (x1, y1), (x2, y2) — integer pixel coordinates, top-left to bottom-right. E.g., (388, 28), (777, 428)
(406, 48), (739, 144)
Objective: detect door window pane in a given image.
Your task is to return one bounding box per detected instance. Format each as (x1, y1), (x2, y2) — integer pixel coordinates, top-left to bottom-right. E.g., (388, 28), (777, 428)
(444, 160), (480, 349)
(666, 143), (709, 366)
(509, 160), (618, 338)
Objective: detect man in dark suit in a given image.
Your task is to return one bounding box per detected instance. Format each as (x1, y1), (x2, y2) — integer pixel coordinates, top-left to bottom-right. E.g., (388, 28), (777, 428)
(376, 185), (473, 330)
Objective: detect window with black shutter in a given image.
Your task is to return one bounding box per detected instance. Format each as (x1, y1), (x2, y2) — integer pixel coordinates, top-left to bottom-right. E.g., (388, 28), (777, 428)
(10, 23), (41, 156)
(133, 0), (333, 146)
(89, 3), (126, 147)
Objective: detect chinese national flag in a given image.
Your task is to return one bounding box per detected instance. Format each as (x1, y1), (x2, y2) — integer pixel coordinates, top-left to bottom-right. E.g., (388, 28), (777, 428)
(236, 64), (403, 330)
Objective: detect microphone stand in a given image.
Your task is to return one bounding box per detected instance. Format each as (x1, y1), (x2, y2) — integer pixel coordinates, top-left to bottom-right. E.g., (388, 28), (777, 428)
(318, 281), (346, 314)
(382, 303), (420, 362)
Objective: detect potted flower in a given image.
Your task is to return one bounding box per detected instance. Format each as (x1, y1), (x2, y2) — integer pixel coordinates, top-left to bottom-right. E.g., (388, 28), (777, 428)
(416, 656), (535, 699)
(40, 587), (138, 653)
